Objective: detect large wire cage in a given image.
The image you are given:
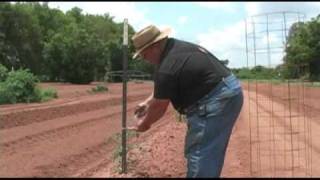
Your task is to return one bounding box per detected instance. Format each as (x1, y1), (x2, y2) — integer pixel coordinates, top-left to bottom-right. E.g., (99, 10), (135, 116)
(244, 11), (315, 177)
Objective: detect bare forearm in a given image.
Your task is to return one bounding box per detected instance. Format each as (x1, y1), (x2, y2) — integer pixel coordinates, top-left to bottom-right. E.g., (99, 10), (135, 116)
(140, 99), (168, 128)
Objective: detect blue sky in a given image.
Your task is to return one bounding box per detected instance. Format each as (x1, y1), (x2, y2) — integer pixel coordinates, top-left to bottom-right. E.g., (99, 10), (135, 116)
(47, 2), (320, 68)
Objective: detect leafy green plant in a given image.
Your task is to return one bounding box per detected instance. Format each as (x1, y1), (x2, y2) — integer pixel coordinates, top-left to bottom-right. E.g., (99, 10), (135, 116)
(4, 69), (40, 103)
(0, 64), (8, 82)
(90, 84), (108, 93)
(39, 87), (58, 102)
(111, 130), (139, 173)
(0, 69), (58, 104)
(0, 82), (14, 104)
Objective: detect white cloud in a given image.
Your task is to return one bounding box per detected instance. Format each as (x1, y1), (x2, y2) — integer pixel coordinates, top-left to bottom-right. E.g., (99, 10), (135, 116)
(244, 2), (320, 20)
(193, 2), (237, 13)
(196, 21), (246, 68)
(47, 2), (150, 32)
(199, 2), (320, 68)
(245, 2), (258, 17)
(178, 16), (188, 25)
(195, 20), (286, 68)
(262, 33), (281, 46)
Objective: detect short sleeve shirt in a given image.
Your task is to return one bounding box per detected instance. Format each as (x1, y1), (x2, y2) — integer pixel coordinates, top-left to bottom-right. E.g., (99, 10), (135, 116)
(153, 38), (231, 113)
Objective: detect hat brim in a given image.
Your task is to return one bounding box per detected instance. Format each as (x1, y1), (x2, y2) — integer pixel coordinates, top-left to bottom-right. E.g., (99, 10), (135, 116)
(133, 28), (171, 59)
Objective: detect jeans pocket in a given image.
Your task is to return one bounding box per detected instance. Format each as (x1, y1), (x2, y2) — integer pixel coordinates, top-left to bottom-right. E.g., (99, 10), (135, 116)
(205, 89), (235, 117)
(184, 116), (206, 157)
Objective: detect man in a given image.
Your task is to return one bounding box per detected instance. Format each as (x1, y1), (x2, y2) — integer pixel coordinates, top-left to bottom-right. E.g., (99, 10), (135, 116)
(128, 25), (243, 177)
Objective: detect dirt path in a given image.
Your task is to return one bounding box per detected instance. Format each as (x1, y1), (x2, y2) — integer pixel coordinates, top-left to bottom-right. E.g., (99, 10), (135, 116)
(243, 82), (319, 177)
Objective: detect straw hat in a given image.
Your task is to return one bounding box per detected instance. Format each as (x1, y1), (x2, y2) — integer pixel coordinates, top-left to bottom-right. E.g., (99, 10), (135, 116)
(132, 25), (171, 59)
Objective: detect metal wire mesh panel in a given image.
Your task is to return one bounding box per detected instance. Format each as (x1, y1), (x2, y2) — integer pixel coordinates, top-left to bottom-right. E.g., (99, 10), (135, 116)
(244, 11), (314, 177)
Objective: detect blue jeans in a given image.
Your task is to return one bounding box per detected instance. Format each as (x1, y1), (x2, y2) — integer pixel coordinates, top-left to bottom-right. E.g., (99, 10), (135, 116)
(184, 74), (243, 177)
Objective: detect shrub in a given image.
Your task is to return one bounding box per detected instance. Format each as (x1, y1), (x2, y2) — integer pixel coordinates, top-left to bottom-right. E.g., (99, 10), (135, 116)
(0, 69), (58, 105)
(4, 69), (40, 103)
(0, 82), (15, 104)
(0, 64), (8, 82)
(38, 87), (58, 102)
(91, 84), (108, 93)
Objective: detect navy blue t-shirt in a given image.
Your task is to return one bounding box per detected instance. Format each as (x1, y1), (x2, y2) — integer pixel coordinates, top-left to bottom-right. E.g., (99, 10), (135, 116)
(153, 38), (231, 113)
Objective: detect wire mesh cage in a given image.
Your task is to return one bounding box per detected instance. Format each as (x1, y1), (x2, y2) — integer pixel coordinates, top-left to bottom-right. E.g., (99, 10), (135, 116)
(244, 11), (315, 177)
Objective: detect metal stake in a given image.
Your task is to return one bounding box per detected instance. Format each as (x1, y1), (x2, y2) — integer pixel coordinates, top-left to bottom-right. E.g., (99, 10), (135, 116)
(121, 18), (128, 174)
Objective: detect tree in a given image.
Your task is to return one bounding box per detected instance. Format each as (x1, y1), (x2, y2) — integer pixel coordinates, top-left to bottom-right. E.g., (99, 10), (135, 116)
(284, 15), (320, 80)
(0, 2), (159, 84)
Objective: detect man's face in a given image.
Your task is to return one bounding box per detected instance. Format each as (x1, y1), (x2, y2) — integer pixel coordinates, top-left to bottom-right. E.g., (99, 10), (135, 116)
(139, 42), (161, 64)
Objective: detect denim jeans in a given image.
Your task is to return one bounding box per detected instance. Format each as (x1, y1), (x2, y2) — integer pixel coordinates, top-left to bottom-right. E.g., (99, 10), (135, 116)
(184, 74), (243, 177)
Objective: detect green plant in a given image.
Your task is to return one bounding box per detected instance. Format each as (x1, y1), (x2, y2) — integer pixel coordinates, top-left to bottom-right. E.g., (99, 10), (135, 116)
(4, 69), (39, 103)
(0, 82), (14, 104)
(90, 84), (108, 93)
(0, 64), (8, 82)
(0, 69), (58, 104)
(110, 130), (139, 173)
(39, 87), (58, 102)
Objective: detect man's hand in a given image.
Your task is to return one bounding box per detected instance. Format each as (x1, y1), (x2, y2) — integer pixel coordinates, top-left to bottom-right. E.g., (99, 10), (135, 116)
(127, 118), (151, 132)
(128, 102), (150, 133)
(129, 98), (169, 133)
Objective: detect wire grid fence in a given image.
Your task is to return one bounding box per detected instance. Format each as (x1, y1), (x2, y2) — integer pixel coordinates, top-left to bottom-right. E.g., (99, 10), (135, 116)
(244, 11), (315, 177)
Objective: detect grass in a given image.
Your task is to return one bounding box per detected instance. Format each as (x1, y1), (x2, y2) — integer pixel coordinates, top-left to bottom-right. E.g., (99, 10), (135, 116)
(305, 81), (320, 87)
(241, 79), (320, 87)
(110, 130), (140, 174)
(88, 84), (108, 94)
(39, 87), (58, 102)
(241, 79), (284, 83)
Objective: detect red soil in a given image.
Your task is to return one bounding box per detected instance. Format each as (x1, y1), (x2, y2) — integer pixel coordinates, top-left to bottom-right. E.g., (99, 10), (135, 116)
(0, 81), (319, 177)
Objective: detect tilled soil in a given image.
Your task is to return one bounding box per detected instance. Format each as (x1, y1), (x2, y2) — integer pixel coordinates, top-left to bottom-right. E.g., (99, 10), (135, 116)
(1, 81), (319, 177)
(0, 82), (153, 177)
(94, 91), (251, 178)
(93, 82), (319, 178)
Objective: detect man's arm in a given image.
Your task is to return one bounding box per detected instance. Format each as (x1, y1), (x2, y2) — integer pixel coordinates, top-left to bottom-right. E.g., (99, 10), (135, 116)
(129, 97), (170, 132)
(143, 92), (154, 106)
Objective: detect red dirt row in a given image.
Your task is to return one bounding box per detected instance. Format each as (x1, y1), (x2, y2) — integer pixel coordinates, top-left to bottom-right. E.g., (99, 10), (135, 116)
(93, 82), (319, 177)
(0, 82), (153, 177)
(0, 81), (319, 177)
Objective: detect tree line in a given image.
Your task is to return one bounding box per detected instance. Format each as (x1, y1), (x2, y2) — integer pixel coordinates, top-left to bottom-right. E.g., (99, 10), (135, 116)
(0, 2), (319, 84)
(283, 14), (320, 81)
(0, 2), (153, 84)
